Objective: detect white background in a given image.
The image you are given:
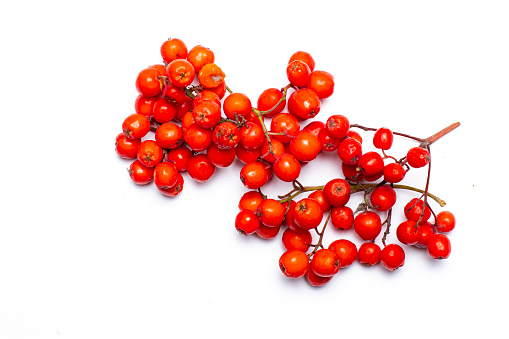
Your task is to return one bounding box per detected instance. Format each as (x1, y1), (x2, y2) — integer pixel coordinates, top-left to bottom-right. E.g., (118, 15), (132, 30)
(1, 1), (508, 338)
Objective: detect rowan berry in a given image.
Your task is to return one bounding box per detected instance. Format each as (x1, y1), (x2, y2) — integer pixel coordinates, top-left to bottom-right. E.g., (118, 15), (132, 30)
(436, 211), (456, 233)
(279, 250), (309, 278)
(310, 249), (340, 277)
(328, 239), (358, 268)
(122, 113), (150, 140)
(380, 244), (405, 271)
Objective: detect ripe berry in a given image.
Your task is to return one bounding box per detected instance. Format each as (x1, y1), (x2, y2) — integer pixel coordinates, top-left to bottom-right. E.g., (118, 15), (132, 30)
(293, 198), (324, 230)
(427, 234), (451, 259)
(404, 198), (431, 224)
(289, 130), (321, 162)
(407, 147), (430, 168)
(135, 95), (158, 117)
(184, 124), (213, 152)
(373, 127), (394, 150)
(307, 70), (334, 99)
(166, 146), (192, 172)
(306, 268), (333, 287)
(122, 113), (150, 140)
(273, 154), (301, 182)
(235, 210), (260, 235)
(260, 138), (285, 164)
(128, 159), (154, 185)
(310, 249), (340, 277)
(383, 163), (406, 183)
(337, 137), (362, 166)
(240, 162), (269, 189)
(396, 220), (421, 246)
(436, 211), (456, 233)
(318, 128), (340, 152)
(239, 122), (265, 150)
(135, 68), (163, 97)
(358, 243), (381, 266)
(308, 190), (331, 212)
(370, 185), (397, 212)
(115, 133), (141, 159)
(328, 239), (358, 268)
(223, 92), (252, 120)
(286, 60), (311, 87)
(137, 140), (164, 167)
(160, 38), (188, 63)
(153, 98), (178, 124)
(206, 144), (236, 168)
(235, 145), (262, 164)
(358, 151), (384, 176)
(197, 63), (225, 89)
(166, 59), (196, 88)
(288, 51), (315, 71)
(212, 122), (240, 150)
(187, 154), (215, 183)
(282, 228), (312, 252)
(153, 162), (179, 189)
(257, 199), (285, 228)
(256, 224), (281, 239)
(380, 244), (405, 271)
(323, 178), (351, 207)
(157, 172), (184, 197)
(192, 100), (221, 129)
(238, 190), (264, 213)
(330, 206), (354, 230)
(270, 113), (300, 144)
(415, 222), (435, 248)
(257, 88), (286, 117)
(287, 88), (321, 120)
(326, 115), (349, 140)
(186, 45), (214, 72)
(354, 211), (382, 241)
(155, 122), (184, 149)
(279, 250), (309, 278)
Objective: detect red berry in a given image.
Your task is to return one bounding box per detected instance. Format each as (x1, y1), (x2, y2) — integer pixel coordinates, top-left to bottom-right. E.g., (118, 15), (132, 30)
(358, 243), (381, 266)
(306, 70), (334, 99)
(354, 211), (382, 241)
(358, 151), (384, 176)
(326, 115), (350, 140)
(270, 113), (300, 144)
(286, 60), (311, 87)
(373, 127), (394, 150)
(212, 122), (240, 150)
(380, 244), (405, 271)
(427, 234), (451, 259)
(137, 140), (164, 167)
(115, 133), (141, 159)
(323, 178), (351, 207)
(293, 198), (324, 230)
(328, 239), (358, 268)
(330, 206), (354, 230)
(206, 144), (236, 168)
(287, 88), (321, 120)
(235, 210), (260, 235)
(370, 185), (397, 212)
(407, 147), (430, 168)
(404, 198), (431, 224)
(337, 137), (362, 166)
(122, 113), (150, 140)
(273, 154), (301, 182)
(153, 162), (179, 188)
(155, 122), (184, 149)
(240, 162), (269, 189)
(306, 268), (333, 287)
(166, 147), (192, 172)
(383, 163), (406, 183)
(310, 249), (340, 277)
(257, 88), (286, 117)
(308, 190), (331, 212)
(288, 51), (315, 72)
(156, 172), (184, 197)
(279, 250), (309, 278)
(257, 199), (285, 228)
(289, 130), (321, 162)
(152, 97), (177, 123)
(187, 154), (215, 183)
(396, 220), (421, 246)
(238, 191), (264, 213)
(436, 211), (456, 233)
(128, 159), (154, 185)
(282, 228), (312, 252)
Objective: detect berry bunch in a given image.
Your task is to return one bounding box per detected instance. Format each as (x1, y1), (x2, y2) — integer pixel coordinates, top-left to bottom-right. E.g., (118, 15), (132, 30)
(235, 118), (460, 286)
(115, 38), (334, 196)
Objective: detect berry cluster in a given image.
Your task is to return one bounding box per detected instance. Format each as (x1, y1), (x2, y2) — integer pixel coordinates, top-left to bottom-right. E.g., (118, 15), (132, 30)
(115, 38), (334, 196)
(235, 118), (459, 287)
(115, 38), (459, 288)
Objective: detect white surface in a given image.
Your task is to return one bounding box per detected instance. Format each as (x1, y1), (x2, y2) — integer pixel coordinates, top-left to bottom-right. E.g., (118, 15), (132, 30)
(1, 1), (508, 338)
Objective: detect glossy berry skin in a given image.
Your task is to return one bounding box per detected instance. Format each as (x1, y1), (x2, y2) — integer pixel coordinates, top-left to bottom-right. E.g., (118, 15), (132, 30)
(358, 243), (381, 266)
(260, 138), (285, 164)
(337, 137), (362, 166)
(206, 144), (236, 168)
(115, 133), (141, 159)
(427, 234), (451, 259)
(239, 122), (265, 150)
(373, 127), (394, 150)
(380, 244), (405, 271)
(122, 113), (150, 140)
(135, 95), (158, 117)
(318, 128), (340, 152)
(303, 120), (325, 138)
(306, 268), (333, 287)
(288, 88), (321, 120)
(330, 206), (354, 230)
(192, 90), (221, 108)
(153, 162), (179, 189)
(235, 210), (260, 235)
(307, 70), (334, 99)
(323, 178), (351, 207)
(270, 113), (301, 144)
(279, 250), (309, 278)
(257, 199), (285, 227)
(354, 211), (382, 241)
(383, 163), (406, 183)
(416, 222), (435, 248)
(289, 51), (315, 72)
(273, 154), (301, 182)
(396, 220), (421, 246)
(157, 172), (184, 197)
(407, 147), (430, 168)
(310, 249), (340, 277)
(370, 185), (397, 212)
(137, 140), (164, 167)
(286, 60), (311, 87)
(187, 154), (215, 183)
(436, 211), (456, 233)
(184, 124), (213, 152)
(238, 191), (264, 213)
(358, 151), (384, 176)
(223, 92), (252, 120)
(342, 163), (363, 182)
(404, 198), (431, 224)
(289, 130), (321, 162)
(152, 97), (177, 124)
(166, 146), (192, 172)
(186, 45), (214, 72)
(293, 198), (324, 230)
(166, 59), (195, 88)
(255, 224), (280, 239)
(128, 159), (154, 185)
(308, 190), (331, 212)
(197, 63), (225, 89)
(257, 88), (285, 117)
(282, 228), (312, 252)
(155, 122), (184, 149)
(192, 101), (221, 129)
(136, 68), (163, 97)
(235, 145), (261, 165)
(160, 38), (187, 63)
(328, 239), (358, 268)
(326, 115), (350, 140)
(212, 122), (240, 150)
(163, 84), (188, 104)
(240, 162), (269, 189)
